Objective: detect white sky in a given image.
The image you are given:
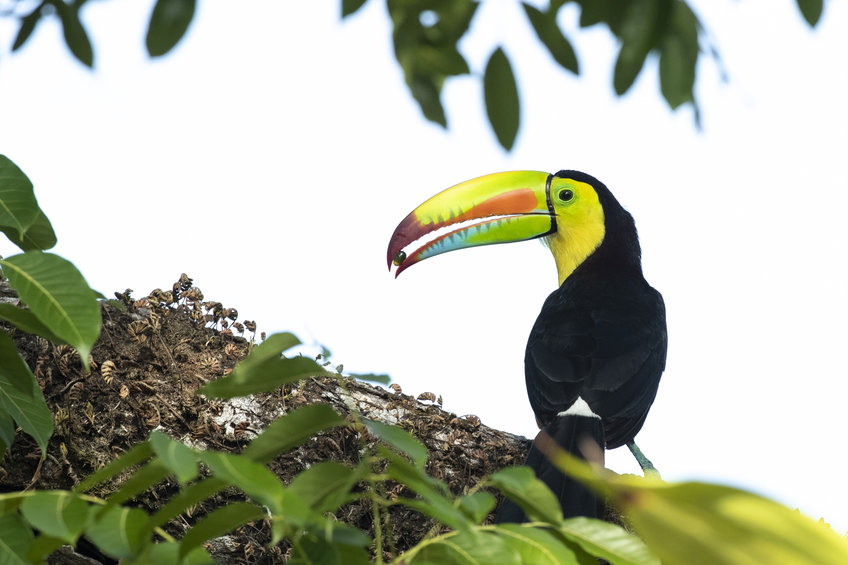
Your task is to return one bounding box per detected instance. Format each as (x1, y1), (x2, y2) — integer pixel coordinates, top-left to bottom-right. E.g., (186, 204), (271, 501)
(1, 0), (846, 532)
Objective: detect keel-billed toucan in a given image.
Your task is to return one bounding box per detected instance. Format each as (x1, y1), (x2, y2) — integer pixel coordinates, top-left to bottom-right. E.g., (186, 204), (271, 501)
(387, 170), (667, 520)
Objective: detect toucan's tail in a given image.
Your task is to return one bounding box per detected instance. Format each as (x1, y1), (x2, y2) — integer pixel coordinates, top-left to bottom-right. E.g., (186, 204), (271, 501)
(496, 415), (605, 522)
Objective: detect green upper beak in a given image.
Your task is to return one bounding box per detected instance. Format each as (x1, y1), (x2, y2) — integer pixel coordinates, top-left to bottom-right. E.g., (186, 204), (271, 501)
(387, 171), (557, 276)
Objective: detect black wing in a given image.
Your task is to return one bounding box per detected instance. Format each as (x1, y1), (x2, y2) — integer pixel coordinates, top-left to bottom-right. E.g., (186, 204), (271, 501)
(524, 272), (667, 448)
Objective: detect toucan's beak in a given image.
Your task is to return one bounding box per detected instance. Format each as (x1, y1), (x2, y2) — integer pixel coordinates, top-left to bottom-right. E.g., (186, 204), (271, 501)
(387, 171), (556, 277)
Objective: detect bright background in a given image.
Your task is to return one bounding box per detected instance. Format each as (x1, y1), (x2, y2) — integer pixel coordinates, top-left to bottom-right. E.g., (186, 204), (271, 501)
(1, 0), (846, 531)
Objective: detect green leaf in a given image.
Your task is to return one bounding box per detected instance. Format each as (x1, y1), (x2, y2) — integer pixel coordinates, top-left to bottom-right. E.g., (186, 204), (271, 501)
(288, 461), (359, 513)
(12, 4), (44, 52)
(409, 74), (448, 128)
(558, 517), (659, 565)
(199, 451), (287, 514)
(26, 534), (67, 563)
(148, 477), (228, 530)
(386, 452), (471, 531)
(0, 512), (34, 565)
(363, 417), (427, 467)
(56, 2), (93, 67)
(342, 0), (368, 18)
(488, 467), (563, 524)
(0, 251), (100, 367)
(295, 534), (342, 565)
(0, 331), (52, 452)
(199, 332), (326, 398)
(0, 155), (40, 237)
(796, 0), (823, 27)
(0, 304), (66, 344)
(458, 491), (496, 524)
(103, 459), (169, 509)
(74, 441), (153, 493)
(0, 410), (14, 455)
(523, 4), (579, 74)
(149, 430), (198, 484)
(615, 479), (848, 565)
(243, 404), (345, 463)
(412, 530), (520, 565)
(146, 0), (197, 57)
(19, 491), (90, 544)
(659, 3), (698, 109)
(484, 47), (520, 151)
(495, 524), (580, 565)
(179, 502), (265, 559)
(85, 505), (148, 559)
(0, 208), (58, 252)
(137, 542), (215, 565)
(612, 0), (660, 95)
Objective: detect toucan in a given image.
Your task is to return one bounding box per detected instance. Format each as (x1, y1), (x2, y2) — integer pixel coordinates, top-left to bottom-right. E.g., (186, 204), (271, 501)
(387, 170), (667, 521)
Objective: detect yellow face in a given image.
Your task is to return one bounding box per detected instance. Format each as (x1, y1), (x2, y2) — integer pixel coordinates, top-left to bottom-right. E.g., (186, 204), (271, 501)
(545, 177), (606, 285)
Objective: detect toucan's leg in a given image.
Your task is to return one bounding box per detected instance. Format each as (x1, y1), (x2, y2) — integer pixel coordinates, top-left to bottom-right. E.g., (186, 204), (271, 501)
(626, 441), (660, 478)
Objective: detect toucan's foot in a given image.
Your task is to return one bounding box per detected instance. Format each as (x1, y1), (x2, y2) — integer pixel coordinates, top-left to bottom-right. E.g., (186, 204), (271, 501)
(627, 441), (661, 479)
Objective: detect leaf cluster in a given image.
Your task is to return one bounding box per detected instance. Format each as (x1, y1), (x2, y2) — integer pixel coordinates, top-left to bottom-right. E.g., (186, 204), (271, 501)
(9, 0), (196, 66)
(3, 1), (828, 150)
(344, 0), (826, 148)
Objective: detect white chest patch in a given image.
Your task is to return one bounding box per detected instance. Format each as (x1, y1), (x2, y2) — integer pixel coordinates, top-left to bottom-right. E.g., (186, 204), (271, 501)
(558, 397), (600, 419)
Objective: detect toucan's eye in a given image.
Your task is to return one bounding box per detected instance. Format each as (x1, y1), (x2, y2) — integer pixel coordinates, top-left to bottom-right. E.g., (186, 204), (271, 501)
(558, 189), (574, 202)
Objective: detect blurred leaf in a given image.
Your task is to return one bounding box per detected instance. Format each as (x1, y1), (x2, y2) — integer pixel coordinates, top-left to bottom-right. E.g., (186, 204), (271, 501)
(12, 3), (45, 52)
(363, 417), (427, 466)
(56, 1), (93, 67)
(0, 411), (14, 455)
(411, 530), (520, 565)
(409, 75), (448, 127)
(200, 332), (327, 398)
(612, 0), (661, 95)
(351, 372), (391, 385)
(484, 47), (520, 150)
(179, 502), (266, 559)
(243, 403), (346, 463)
(289, 461), (360, 513)
(619, 480), (848, 565)
(135, 541), (215, 565)
(495, 524), (580, 565)
(149, 430), (198, 484)
(543, 446), (848, 565)
(388, 0), (477, 128)
(0, 512), (34, 564)
(200, 451), (287, 515)
(0, 331), (52, 452)
(458, 491), (496, 523)
(523, 4), (579, 73)
(103, 459), (169, 509)
(148, 477), (227, 530)
(146, 0), (197, 57)
(0, 251), (100, 368)
(488, 467), (563, 524)
(659, 2), (698, 109)
(573, 0), (622, 30)
(796, 0), (823, 27)
(0, 155), (40, 237)
(20, 491), (89, 544)
(342, 0), (368, 18)
(74, 441), (153, 493)
(85, 505), (148, 560)
(559, 517), (659, 565)
(0, 304), (66, 344)
(26, 534), (67, 563)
